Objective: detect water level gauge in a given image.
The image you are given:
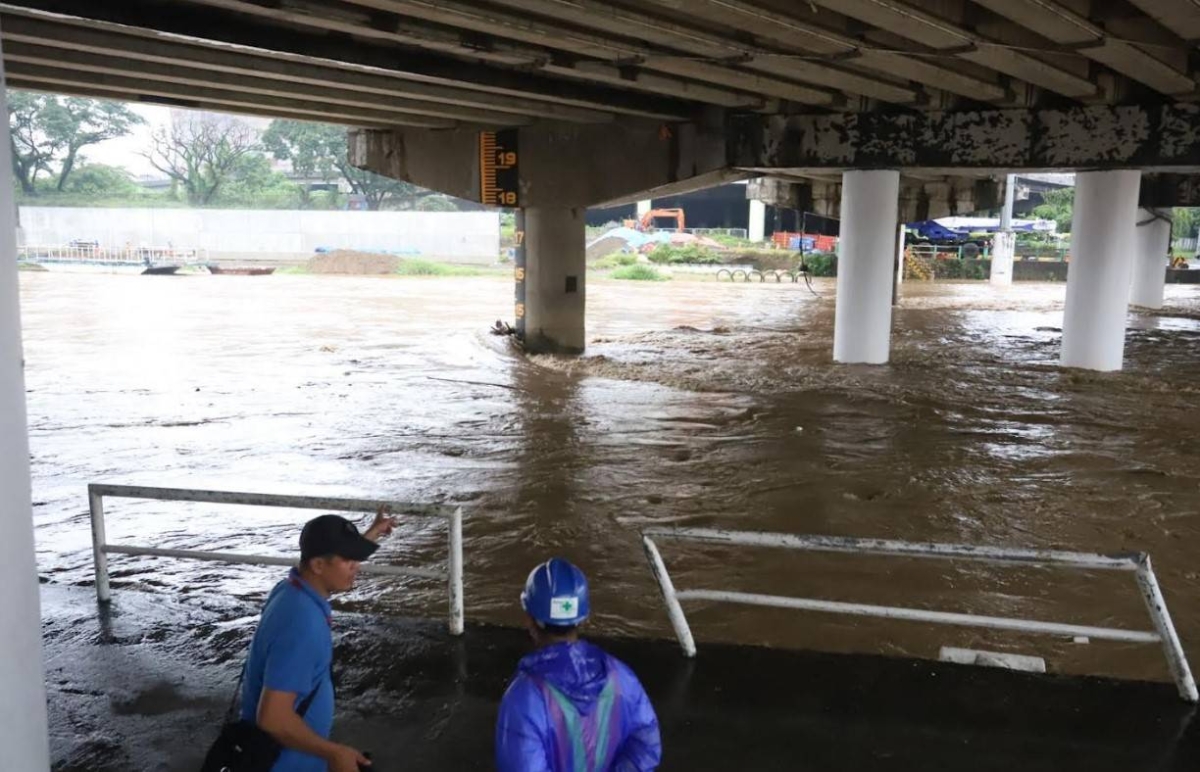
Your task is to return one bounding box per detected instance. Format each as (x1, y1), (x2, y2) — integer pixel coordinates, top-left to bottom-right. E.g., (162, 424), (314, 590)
(479, 129), (519, 207)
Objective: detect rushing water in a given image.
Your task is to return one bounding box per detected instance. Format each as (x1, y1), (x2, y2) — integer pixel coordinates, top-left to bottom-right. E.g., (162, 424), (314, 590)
(20, 271), (1200, 684)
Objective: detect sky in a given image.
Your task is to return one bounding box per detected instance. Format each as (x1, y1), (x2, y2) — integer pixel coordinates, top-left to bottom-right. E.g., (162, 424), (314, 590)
(87, 104), (169, 178)
(84, 103), (270, 178)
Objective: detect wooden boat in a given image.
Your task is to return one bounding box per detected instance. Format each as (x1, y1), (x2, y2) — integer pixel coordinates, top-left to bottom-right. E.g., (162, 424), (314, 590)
(206, 265), (276, 276)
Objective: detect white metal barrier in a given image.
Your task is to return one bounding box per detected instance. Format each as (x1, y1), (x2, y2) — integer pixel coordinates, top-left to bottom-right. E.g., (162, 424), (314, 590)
(642, 527), (1197, 702)
(89, 484), (464, 635)
(18, 245), (209, 264)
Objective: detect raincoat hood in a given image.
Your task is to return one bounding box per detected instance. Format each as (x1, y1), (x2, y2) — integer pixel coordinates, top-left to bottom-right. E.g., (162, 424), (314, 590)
(518, 640), (610, 713)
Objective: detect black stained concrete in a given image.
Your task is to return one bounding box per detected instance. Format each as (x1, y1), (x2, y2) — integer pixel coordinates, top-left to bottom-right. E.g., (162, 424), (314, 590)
(43, 585), (1198, 771)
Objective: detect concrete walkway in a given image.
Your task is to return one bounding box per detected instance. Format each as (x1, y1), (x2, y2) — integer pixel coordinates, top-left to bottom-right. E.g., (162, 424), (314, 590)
(43, 585), (1198, 771)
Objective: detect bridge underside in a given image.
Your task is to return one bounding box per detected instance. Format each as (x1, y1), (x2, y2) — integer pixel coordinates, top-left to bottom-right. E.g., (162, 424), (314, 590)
(5, 3), (1200, 766)
(3, 1), (1200, 209)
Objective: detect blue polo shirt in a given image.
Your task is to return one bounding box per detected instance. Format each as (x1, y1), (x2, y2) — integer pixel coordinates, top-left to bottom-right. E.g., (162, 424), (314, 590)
(241, 568), (336, 772)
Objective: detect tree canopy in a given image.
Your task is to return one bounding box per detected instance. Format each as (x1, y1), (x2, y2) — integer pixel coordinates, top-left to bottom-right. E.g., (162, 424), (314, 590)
(143, 112), (258, 206)
(8, 93), (143, 194)
(262, 119), (437, 210)
(6, 94), (475, 211)
(1031, 187), (1075, 234)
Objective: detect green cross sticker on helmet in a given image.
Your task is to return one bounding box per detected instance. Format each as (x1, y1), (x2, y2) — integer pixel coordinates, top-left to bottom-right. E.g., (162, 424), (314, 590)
(550, 597), (578, 620)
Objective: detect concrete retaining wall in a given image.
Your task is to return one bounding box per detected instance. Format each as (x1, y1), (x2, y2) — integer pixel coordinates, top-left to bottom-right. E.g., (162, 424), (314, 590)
(17, 207), (502, 264)
(1013, 261), (1069, 281)
(1167, 269), (1200, 284)
(911, 261), (1194, 283)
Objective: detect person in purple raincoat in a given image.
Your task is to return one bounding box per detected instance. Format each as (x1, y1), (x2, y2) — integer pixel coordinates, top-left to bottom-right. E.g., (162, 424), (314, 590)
(495, 558), (662, 772)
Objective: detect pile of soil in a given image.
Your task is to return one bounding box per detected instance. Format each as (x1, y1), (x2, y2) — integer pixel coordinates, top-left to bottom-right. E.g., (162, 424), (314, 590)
(586, 235), (628, 262)
(307, 250), (400, 274)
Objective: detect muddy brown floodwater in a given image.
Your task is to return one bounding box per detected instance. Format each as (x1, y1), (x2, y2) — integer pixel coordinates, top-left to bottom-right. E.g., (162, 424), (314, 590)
(20, 271), (1200, 685)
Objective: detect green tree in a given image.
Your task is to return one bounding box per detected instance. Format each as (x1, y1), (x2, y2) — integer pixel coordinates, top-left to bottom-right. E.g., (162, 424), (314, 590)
(262, 118), (437, 210)
(215, 153), (302, 208)
(52, 98), (144, 191)
(8, 92), (58, 194)
(60, 163), (140, 197)
(1032, 187), (1075, 234)
(7, 92), (143, 195)
(1172, 208), (1200, 240)
(144, 111), (258, 206)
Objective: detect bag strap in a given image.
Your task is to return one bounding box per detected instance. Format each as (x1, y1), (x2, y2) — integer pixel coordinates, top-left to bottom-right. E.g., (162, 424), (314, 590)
(224, 660), (248, 723)
(225, 658), (326, 722)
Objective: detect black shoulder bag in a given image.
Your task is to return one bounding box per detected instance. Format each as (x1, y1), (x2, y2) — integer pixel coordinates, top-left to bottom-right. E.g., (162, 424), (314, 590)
(199, 662), (321, 772)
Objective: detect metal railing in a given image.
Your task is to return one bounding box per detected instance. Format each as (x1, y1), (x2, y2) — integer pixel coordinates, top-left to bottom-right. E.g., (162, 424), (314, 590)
(688, 227), (748, 239)
(641, 527), (1197, 702)
(18, 245), (208, 264)
(89, 484), (465, 635)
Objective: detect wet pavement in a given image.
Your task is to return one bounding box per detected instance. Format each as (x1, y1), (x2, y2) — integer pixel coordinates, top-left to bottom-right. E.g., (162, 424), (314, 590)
(45, 583), (1199, 771)
(20, 271), (1200, 768)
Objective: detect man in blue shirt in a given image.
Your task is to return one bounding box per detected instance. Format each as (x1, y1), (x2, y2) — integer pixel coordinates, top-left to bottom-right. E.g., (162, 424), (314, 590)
(242, 510), (395, 772)
(495, 558), (662, 771)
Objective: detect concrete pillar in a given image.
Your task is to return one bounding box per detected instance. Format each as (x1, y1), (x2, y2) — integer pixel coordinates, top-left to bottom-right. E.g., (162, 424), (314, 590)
(1130, 208), (1170, 310)
(522, 207), (586, 354)
(748, 199), (766, 243)
(0, 27), (52, 769)
(1061, 170), (1141, 371)
(990, 174), (1015, 286)
(894, 221), (906, 290)
(990, 232), (1015, 286)
(834, 170), (900, 364)
(636, 199), (652, 218)
(999, 174), (1016, 230)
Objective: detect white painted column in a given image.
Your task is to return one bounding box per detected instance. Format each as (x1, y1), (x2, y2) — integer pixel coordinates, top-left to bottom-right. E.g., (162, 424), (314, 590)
(894, 222), (906, 288)
(1061, 170), (1141, 371)
(523, 207), (586, 354)
(834, 170), (900, 364)
(1130, 208), (1170, 309)
(990, 232), (1015, 286)
(635, 199), (652, 218)
(990, 174), (1016, 286)
(0, 25), (52, 770)
(748, 199), (766, 243)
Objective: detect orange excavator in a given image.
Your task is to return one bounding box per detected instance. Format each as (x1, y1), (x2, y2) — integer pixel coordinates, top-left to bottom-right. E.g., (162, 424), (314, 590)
(623, 208), (686, 232)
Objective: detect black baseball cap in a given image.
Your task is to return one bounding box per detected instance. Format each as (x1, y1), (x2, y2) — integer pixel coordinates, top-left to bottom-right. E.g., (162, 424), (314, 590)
(300, 515), (379, 562)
